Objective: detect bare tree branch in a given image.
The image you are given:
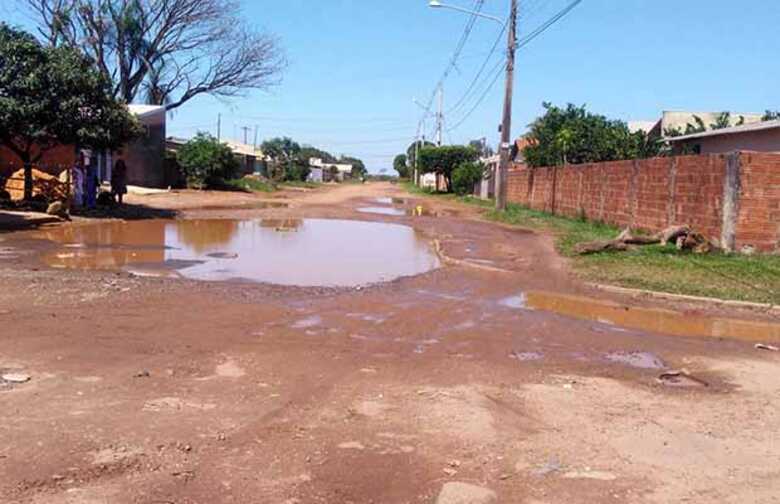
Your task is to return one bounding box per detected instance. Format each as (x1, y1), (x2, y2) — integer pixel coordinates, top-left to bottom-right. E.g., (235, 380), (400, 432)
(21, 0), (286, 110)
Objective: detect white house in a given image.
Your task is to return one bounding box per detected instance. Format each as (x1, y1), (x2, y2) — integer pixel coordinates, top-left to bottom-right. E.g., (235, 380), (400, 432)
(308, 158), (353, 182)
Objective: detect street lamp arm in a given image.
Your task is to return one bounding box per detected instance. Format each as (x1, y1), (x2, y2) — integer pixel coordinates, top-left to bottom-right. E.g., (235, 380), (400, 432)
(428, 1), (506, 26)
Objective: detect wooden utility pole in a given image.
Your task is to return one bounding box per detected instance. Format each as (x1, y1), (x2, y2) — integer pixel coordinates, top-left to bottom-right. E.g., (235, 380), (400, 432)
(495, 0), (517, 211)
(217, 114), (222, 141)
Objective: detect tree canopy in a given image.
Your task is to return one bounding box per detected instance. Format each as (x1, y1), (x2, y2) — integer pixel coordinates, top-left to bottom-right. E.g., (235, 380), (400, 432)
(340, 156), (367, 178)
(468, 139), (495, 158)
(523, 103), (661, 168)
(406, 140), (435, 170)
(418, 145), (478, 191)
(763, 110), (780, 121)
(393, 154), (409, 178)
(0, 23), (141, 199)
(177, 133), (239, 189)
(22, 0), (286, 110)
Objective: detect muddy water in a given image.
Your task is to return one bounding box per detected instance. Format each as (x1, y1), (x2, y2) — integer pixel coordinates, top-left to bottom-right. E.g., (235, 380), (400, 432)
(36, 219), (440, 287)
(526, 291), (780, 343)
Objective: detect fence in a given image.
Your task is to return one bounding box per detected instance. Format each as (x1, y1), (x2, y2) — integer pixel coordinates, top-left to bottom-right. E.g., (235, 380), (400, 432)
(506, 151), (780, 252)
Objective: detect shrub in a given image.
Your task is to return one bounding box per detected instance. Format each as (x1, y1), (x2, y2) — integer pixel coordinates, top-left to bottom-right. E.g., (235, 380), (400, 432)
(177, 133), (240, 189)
(452, 161), (484, 196)
(418, 145), (479, 192)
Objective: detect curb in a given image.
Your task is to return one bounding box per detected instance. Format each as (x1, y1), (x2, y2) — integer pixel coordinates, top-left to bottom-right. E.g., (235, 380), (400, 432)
(586, 282), (779, 315)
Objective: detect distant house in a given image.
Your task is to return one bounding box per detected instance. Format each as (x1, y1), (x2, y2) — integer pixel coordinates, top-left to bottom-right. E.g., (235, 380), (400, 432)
(0, 104), (167, 187)
(222, 140), (263, 176)
(167, 137), (263, 177)
(309, 158), (353, 182)
(629, 111), (764, 137)
(667, 120), (780, 155)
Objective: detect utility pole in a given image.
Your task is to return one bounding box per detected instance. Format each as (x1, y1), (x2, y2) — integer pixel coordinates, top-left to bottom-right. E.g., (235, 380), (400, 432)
(241, 126), (251, 145)
(495, 0), (517, 211)
(217, 114), (222, 142)
(436, 85), (444, 146)
(253, 126), (259, 150)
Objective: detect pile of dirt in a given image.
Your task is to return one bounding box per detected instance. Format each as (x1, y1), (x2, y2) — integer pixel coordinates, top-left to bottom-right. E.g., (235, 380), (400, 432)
(3, 168), (69, 202)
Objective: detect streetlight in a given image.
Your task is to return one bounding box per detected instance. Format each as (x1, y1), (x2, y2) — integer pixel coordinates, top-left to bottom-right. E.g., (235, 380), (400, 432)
(428, 0), (517, 211)
(428, 1), (506, 25)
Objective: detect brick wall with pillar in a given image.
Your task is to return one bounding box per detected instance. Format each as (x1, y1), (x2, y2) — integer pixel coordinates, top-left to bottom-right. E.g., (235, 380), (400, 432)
(505, 151), (780, 253)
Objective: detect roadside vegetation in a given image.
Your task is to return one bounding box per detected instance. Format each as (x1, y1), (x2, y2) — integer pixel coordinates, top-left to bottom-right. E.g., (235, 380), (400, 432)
(403, 182), (780, 304)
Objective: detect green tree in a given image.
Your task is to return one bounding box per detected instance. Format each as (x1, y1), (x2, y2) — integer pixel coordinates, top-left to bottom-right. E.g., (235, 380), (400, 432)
(451, 161), (484, 196)
(468, 139), (495, 158)
(0, 23), (141, 200)
(710, 112), (732, 130)
(340, 156), (367, 178)
(523, 103), (660, 168)
(177, 133), (240, 189)
(418, 145), (478, 192)
(261, 137), (301, 180)
(763, 110), (780, 121)
(406, 140), (435, 170)
(393, 154), (409, 178)
(299, 146), (336, 164)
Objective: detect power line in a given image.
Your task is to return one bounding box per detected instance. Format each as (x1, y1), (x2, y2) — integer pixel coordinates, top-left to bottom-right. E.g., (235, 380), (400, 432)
(446, 23), (507, 116)
(445, 0), (584, 134)
(419, 1), (486, 116)
(447, 60), (506, 132)
(515, 0), (582, 49)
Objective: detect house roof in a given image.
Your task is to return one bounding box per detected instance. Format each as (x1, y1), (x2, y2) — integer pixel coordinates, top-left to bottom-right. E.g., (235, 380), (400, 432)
(666, 120), (780, 142)
(222, 140), (261, 157)
(628, 120), (659, 133)
(128, 104), (165, 119)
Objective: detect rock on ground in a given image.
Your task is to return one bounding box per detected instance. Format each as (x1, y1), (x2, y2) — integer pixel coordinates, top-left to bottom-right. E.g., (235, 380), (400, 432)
(435, 482), (497, 504)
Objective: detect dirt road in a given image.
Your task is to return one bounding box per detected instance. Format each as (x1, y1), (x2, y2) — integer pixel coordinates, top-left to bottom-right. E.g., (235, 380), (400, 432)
(1, 183), (778, 503)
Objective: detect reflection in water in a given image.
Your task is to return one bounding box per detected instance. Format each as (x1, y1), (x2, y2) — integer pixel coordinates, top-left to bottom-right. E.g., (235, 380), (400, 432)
(39, 219), (440, 287)
(173, 219), (239, 253)
(526, 291), (780, 342)
(259, 218), (303, 232)
(357, 207), (406, 216)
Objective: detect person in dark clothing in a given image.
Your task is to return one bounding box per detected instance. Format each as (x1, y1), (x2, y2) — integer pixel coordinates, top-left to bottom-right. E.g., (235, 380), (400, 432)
(112, 158), (128, 205)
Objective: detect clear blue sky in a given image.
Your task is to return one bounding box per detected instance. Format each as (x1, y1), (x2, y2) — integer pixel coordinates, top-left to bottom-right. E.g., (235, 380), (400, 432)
(3, 1), (779, 173)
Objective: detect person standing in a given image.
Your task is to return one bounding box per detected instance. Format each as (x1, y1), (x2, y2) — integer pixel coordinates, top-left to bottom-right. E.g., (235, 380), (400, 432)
(71, 155), (85, 207)
(112, 157), (128, 205)
(84, 152), (97, 210)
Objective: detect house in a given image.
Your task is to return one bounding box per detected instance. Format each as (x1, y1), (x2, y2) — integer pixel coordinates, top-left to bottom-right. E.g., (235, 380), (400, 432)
(0, 104), (168, 187)
(630, 111), (764, 137)
(309, 158), (353, 182)
(167, 137), (263, 177)
(667, 119), (780, 155)
(222, 140), (263, 176)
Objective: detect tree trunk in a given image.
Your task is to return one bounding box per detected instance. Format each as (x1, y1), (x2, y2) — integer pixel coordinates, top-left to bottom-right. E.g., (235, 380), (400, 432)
(22, 156), (33, 201)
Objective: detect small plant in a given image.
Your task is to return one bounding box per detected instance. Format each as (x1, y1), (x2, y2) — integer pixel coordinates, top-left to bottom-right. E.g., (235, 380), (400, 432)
(177, 133), (240, 189)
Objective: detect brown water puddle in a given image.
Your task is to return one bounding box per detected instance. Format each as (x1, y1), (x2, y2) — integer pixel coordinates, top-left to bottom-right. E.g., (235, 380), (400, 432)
(526, 291), (780, 343)
(35, 219), (440, 287)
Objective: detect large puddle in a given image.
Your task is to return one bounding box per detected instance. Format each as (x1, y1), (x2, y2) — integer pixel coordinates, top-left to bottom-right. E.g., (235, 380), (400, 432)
(36, 219), (440, 287)
(526, 291), (780, 342)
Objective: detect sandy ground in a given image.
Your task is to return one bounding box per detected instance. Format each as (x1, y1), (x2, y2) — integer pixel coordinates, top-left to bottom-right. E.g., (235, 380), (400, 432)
(0, 182), (779, 504)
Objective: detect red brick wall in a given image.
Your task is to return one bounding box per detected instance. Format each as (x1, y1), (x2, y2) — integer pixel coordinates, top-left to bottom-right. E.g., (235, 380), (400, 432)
(506, 152), (780, 252)
(0, 145), (76, 178)
(737, 152), (780, 250)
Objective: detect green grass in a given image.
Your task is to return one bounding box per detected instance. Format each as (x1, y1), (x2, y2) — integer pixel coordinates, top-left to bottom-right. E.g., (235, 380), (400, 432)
(223, 178), (276, 193)
(403, 182), (780, 304)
